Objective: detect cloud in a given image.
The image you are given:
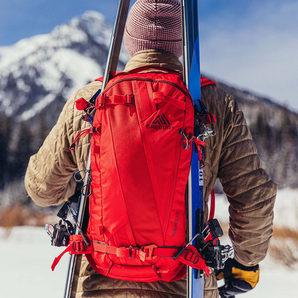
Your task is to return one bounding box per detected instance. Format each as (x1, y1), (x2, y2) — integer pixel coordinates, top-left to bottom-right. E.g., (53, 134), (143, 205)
(200, 0), (298, 111)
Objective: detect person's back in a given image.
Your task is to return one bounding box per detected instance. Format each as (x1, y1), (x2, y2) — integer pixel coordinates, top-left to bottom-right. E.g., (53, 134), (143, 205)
(25, 1), (276, 297)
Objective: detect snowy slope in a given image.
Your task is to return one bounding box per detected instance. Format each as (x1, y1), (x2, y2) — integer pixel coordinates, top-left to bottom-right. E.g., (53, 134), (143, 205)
(0, 226), (69, 297)
(1, 189), (298, 298)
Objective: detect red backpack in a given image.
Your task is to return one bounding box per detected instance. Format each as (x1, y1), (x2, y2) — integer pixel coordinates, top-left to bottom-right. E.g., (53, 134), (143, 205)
(52, 68), (215, 282)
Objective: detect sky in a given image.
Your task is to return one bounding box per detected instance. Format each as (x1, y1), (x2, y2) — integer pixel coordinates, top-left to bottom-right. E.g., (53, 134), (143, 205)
(1, 0), (298, 112)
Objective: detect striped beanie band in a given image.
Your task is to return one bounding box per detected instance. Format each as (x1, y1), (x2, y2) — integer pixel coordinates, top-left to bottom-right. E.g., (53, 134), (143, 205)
(124, 0), (182, 58)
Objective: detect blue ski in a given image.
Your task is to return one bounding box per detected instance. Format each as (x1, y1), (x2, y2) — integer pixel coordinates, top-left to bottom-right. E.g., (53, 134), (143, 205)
(181, 1), (204, 297)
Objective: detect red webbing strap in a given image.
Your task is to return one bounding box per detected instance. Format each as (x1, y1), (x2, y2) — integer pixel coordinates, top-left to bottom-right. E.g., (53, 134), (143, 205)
(51, 235), (209, 275)
(51, 245), (72, 271)
(69, 128), (92, 151)
(93, 242), (209, 275)
(69, 127), (100, 151)
(191, 137), (206, 168)
(152, 92), (186, 110)
(209, 189), (216, 220)
(51, 235), (93, 271)
(96, 94), (134, 106)
(177, 245), (209, 276)
(93, 242), (179, 261)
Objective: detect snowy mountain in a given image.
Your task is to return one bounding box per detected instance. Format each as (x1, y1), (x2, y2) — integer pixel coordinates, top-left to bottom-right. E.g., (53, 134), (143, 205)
(0, 11), (129, 122)
(0, 9), (296, 127)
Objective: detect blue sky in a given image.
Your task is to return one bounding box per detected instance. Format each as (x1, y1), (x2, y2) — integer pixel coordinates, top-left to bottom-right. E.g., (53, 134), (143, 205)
(1, 0), (298, 112)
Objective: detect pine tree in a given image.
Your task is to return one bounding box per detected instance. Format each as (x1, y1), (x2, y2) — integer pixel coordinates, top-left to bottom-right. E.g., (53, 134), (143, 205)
(9, 121), (34, 179)
(0, 113), (11, 188)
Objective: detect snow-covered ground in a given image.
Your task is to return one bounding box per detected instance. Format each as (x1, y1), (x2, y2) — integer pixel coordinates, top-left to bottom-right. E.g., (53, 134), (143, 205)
(0, 226), (69, 297)
(1, 188), (298, 297)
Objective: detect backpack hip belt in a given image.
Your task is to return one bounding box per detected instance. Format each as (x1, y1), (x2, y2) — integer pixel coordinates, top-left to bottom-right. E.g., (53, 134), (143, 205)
(52, 234), (209, 276)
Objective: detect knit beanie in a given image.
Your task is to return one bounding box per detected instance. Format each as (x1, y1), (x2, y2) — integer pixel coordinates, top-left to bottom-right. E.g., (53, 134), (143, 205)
(124, 0), (182, 58)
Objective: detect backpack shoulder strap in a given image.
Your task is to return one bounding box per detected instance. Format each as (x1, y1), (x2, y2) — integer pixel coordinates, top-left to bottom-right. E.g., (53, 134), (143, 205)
(201, 77), (217, 87)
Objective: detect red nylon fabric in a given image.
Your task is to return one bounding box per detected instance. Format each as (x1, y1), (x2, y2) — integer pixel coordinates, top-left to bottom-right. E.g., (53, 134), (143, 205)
(201, 77), (217, 87)
(55, 70), (217, 281)
(52, 70), (216, 279)
(87, 71), (194, 282)
(209, 189), (216, 220)
(76, 97), (89, 110)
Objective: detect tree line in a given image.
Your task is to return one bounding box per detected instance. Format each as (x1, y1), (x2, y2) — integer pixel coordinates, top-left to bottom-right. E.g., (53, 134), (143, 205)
(250, 107), (298, 188)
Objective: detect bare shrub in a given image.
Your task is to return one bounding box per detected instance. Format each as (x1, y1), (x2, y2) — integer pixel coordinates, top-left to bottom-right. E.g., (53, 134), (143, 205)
(0, 204), (51, 237)
(269, 226), (298, 269)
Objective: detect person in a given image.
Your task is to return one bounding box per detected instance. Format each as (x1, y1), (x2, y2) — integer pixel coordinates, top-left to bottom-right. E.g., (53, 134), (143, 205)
(25, 0), (276, 297)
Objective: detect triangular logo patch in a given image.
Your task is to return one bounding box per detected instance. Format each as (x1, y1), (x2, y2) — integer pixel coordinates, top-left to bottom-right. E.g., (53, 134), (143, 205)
(152, 114), (170, 125)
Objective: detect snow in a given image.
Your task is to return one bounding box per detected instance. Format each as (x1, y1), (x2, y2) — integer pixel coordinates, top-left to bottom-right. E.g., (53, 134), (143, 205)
(0, 9), (130, 123)
(0, 10), (113, 120)
(273, 188), (298, 228)
(20, 93), (57, 121)
(0, 35), (50, 69)
(214, 188), (298, 228)
(0, 11), (110, 70)
(19, 48), (102, 121)
(49, 49), (102, 93)
(1, 188), (298, 297)
(73, 11), (112, 46)
(0, 226), (70, 298)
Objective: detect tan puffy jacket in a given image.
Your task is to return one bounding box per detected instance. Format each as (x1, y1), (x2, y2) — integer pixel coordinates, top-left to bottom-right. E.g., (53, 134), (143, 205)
(25, 50), (276, 298)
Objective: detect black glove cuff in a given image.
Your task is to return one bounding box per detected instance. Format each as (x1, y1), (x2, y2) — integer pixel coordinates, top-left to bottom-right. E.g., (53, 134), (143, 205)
(233, 259), (259, 272)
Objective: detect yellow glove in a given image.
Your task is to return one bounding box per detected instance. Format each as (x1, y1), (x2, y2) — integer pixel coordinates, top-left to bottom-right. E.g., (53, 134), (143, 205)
(216, 258), (259, 298)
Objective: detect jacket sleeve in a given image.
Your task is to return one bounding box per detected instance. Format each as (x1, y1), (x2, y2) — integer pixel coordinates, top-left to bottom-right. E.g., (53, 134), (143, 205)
(25, 81), (101, 207)
(217, 93), (277, 267)
(25, 94), (79, 207)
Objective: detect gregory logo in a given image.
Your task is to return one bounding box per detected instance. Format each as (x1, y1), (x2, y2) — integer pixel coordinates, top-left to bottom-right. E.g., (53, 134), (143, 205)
(146, 113), (175, 130)
(153, 114), (170, 126)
